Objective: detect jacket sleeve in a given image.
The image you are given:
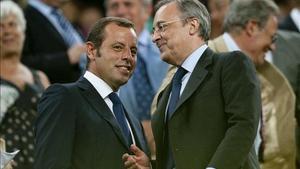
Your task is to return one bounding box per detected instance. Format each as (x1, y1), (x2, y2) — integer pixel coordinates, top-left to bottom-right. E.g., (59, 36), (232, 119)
(34, 84), (76, 169)
(208, 51), (261, 168)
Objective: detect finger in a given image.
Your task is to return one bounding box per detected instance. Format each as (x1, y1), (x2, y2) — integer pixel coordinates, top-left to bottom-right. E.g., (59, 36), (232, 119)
(128, 165), (139, 169)
(124, 155), (136, 168)
(122, 153), (130, 162)
(130, 144), (144, 156)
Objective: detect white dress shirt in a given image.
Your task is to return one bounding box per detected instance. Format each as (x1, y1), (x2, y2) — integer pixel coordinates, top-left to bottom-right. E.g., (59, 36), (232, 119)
(83, 71), (136, 144)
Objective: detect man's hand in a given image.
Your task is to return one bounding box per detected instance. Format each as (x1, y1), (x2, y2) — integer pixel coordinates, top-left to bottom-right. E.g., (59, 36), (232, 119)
(122, 144), (151, 169)
(67, 44), (86, 64)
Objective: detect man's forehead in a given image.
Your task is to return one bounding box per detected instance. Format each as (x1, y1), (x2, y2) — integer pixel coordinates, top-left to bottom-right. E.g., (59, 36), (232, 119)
(154, 3), (178, 22)
(104, 24), (136, 39)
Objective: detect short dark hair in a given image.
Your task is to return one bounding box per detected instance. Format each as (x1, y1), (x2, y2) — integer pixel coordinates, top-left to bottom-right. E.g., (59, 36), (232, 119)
(85, 17), (135, 68)
(86, 16), (135, 47)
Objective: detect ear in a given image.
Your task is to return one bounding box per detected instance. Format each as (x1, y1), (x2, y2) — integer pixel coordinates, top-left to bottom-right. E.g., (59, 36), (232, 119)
(245, 20), (259, 37)
(189, 18), (200, 35)
(86, 41), (97, 61)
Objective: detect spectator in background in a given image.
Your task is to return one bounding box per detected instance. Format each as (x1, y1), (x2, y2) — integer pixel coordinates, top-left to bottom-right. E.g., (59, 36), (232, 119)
(21, 0), (86, 83)
(105, 0), (169, 157)
(265, 29), (300, 169)
(279, 0), (300, 33)
(11, 0), (28, 8)
(208, 0), (297, 168)
(76, 5), (103, 38)
(274, 0), (297, 21)
(207, 0), (230, 39)
(60, 0), (103, 39)
(0, 1), (49, 169)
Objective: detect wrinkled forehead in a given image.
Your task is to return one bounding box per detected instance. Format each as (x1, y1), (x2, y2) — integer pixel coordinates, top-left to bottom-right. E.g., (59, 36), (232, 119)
(153, 2), (181, 24)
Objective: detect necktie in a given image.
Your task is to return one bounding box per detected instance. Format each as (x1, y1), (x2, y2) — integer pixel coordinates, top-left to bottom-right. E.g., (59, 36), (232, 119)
(132, 53), (154, 120)
(51, 9), (77, 47)
(165, 67), (188, 169)
(109, 92), (133, 146)
(167, 67), (188, 119)
(51, 8), (87, 71)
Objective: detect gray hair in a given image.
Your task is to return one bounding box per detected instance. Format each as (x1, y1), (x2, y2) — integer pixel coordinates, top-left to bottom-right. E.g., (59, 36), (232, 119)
(155, 0), (211, 41)
(224, 0), (279, 33)
(0, 0), (26, 31)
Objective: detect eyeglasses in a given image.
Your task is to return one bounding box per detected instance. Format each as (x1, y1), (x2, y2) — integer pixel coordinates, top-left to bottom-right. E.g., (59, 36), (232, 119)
(152, 18), (185, 35)
(271, 33), (278, 44)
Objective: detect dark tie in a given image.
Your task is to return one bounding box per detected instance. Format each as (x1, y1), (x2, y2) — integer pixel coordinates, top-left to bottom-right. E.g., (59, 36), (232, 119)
(167, 67), (188, 119)
(165, 67), (188, 169)
(109, 92), (133, 147)
(132, 53), (154, 120)
(51, 9), (77, 47)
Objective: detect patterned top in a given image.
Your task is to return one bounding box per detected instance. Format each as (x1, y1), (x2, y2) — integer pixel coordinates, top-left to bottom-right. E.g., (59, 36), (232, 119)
(0, 70), (44, 169)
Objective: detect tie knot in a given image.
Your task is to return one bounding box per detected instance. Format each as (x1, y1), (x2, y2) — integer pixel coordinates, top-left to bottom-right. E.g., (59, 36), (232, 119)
(109, 92), (122, 105)
(173, 67), (188, 84)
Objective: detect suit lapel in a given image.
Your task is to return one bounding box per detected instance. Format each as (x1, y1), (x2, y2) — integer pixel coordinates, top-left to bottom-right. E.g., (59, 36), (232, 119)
(169, 48), (214, 119)
(76, 77), (129, 149)
(152, 84), (172, 152)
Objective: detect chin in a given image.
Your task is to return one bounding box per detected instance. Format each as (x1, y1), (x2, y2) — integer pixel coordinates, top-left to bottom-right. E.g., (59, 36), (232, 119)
(160, 53), (171, 64)
(254, 59), (266, 67)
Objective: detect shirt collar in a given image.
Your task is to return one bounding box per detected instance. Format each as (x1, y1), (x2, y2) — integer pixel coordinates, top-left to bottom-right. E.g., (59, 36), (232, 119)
(181, 44), (208, 73)
(223, 32), (241, 52)
(83, 71), (116, 99)
(291, 8), (300, 31)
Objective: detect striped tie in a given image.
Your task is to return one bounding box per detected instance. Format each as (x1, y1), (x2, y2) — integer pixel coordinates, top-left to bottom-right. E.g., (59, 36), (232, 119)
(51, 9), (77, 47)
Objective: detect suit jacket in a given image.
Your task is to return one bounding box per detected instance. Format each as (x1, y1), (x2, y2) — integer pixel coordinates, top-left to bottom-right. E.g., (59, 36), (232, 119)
(152, 48), (261, 169)
(209, 35), (297, 169)
(22, 5), (81, 83)
(257, 63), (296, 169)
(279, 15), (300, 33)
(34, 77), (149, 169)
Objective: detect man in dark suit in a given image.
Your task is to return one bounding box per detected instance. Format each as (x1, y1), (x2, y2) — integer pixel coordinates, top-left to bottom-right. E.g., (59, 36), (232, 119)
(123, 0), (261, 169)
(34, 17), (150, 169)
(22, 0), (86, 83)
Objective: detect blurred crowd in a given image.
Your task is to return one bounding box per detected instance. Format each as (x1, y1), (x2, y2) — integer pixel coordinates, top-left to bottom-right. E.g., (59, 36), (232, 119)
(0, 0), (299, 169)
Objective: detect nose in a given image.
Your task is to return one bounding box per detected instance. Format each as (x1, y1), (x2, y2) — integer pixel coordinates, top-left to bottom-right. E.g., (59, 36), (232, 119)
(115, 4), (128, 18)
(121, 48), (132, 60)
(152, 31), (161, 44)
(0, 25), (11, 36)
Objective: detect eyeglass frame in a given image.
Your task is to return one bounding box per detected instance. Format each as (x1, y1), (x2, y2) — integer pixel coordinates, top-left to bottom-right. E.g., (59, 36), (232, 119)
(152, 18), (187, 35)
(251, 19), (278, 44)
(271, 33), (278, 44)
